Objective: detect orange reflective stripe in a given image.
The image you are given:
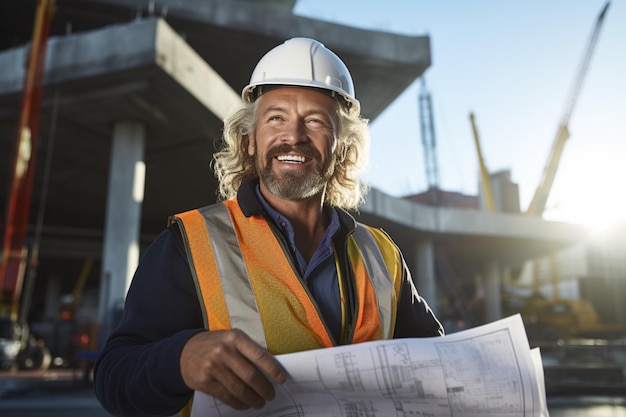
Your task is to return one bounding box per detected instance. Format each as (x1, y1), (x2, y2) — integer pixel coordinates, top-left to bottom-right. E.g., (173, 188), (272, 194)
(347, 236), (383, 342)
(173, 209), (231, 331)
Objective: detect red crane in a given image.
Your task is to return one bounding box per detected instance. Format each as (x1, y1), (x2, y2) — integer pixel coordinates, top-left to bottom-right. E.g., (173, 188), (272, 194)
(0, 0), (55, 371)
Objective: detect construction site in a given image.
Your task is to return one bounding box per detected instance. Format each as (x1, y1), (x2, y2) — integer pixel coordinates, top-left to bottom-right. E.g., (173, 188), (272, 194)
(1, 0), (625, 413)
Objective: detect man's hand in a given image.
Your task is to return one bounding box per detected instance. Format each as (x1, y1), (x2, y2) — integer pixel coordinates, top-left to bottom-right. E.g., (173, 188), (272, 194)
(180, 329), (287, 410)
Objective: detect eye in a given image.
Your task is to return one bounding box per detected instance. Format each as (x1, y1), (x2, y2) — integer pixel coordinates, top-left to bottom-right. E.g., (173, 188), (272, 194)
(306, 117), (330, 128)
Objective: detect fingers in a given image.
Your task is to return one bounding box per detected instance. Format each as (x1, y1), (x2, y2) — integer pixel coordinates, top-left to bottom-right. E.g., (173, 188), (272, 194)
(233, 332), (288, 386)
(180, 329), (287, 410)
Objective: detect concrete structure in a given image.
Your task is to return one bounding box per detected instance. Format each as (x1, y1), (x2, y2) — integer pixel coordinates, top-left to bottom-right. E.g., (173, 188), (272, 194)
(0, 0), (587, 338)
(358, 189), (586, 322)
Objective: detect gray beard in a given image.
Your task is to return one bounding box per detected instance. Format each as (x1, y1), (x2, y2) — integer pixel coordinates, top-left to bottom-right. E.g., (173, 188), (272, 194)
(255, 142), (336, 201)
(260, 162), (327, 201)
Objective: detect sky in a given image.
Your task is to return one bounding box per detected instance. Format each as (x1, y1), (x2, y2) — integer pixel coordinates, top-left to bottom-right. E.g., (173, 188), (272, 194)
(293, 0), (626, 231)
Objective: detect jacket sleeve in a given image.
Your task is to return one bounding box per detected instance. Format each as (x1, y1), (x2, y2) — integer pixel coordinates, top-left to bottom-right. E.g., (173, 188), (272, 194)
(93, 228), (204, 417)
(393, 259), (445, 338)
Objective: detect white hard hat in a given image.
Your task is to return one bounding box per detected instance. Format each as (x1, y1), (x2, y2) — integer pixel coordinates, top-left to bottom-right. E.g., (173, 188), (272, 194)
(242, 37), (360, 114)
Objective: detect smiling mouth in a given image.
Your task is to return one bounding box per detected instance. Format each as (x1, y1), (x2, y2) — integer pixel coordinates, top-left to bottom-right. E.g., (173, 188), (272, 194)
(276, 154), (307, 164)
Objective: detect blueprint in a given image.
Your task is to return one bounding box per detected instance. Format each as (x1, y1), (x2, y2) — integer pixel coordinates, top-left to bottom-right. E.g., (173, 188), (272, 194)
(191, 314), (549, 417)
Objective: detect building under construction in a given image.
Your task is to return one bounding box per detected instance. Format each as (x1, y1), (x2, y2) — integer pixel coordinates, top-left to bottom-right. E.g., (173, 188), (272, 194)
(0, 0), (623, 393)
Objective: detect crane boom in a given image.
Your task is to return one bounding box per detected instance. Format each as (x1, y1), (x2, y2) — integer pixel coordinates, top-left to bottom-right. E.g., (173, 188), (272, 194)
(469, 112), (495, 212)
(526, 2), (610, 216)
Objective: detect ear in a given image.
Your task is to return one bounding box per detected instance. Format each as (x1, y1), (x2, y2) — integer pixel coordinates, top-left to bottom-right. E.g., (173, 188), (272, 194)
(247, 133), (256, 156)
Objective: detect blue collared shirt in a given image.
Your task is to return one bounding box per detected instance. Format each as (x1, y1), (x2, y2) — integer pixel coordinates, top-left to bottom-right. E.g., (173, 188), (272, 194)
(255, 186), (342, 341)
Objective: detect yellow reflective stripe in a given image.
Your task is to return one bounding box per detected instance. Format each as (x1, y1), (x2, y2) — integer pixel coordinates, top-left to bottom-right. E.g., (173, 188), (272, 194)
(334, 247), (349, 345)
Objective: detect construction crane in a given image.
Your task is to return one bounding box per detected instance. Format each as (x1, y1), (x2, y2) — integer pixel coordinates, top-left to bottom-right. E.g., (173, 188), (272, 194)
(418, 80), (480, 326)
(418, 77), (440, 205)
(526, 1), (610, 216)
(0, 0), (55, 371)
(469, 112), (496, 212)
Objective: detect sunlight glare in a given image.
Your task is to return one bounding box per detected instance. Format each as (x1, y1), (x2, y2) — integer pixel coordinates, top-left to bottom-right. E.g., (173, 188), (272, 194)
(543, 148), (626, 232)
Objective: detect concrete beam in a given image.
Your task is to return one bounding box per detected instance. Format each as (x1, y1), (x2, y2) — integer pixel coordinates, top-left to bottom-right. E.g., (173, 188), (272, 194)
(362, 187), (586, 243)
(1, 0), (430, 120)
(0, 18), (240, 121)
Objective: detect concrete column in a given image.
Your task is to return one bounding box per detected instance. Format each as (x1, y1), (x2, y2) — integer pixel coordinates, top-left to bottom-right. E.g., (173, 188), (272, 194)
(484, 260), (502, 322)
(97, 121), (146, 340)
(414, 239), (438, 316)
(43, 274), (62, 321)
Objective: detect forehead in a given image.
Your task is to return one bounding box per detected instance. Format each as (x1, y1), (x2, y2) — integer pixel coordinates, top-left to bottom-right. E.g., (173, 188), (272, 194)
(257, 87), (338, 112)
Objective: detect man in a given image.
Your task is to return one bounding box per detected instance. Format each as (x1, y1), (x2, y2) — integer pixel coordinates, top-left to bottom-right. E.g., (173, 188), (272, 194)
(94, 37), (443, 417)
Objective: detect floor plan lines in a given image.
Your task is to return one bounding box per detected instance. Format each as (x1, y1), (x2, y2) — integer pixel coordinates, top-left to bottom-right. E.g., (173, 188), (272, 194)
(191, 315), (548, 417)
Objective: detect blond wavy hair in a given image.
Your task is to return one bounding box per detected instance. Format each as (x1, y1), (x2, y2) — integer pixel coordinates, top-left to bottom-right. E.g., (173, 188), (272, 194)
(212, 95), (371, 210)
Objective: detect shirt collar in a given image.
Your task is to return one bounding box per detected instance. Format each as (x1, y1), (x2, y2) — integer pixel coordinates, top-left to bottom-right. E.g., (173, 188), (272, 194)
(255, 185), (339, 239)
(254, 185), (340, 273)
(237, 178), (356, 236)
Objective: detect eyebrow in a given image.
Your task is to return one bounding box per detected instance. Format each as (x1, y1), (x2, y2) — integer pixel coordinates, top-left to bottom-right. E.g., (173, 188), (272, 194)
(261, 105), (288, 116)
(261, 105), (333, 121)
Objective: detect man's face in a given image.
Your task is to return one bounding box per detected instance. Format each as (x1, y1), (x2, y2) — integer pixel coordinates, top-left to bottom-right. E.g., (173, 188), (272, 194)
(248, 87), (338, 201)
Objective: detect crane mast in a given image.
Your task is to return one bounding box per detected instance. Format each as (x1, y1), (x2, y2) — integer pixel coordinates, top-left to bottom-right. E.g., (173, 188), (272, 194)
(418, 77), (440, 205)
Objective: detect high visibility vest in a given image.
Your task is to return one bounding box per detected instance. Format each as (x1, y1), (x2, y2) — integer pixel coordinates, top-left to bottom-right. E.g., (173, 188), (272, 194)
(170, 199), (403, 352)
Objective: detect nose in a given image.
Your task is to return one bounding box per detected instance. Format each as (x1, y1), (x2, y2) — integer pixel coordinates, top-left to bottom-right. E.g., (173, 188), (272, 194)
(280, 119), (308, 144)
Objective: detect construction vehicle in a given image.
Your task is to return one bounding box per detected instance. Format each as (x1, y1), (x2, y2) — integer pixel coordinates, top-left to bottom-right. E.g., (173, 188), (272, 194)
(0, 0), (55, 371)
(507, 294), (624, 341)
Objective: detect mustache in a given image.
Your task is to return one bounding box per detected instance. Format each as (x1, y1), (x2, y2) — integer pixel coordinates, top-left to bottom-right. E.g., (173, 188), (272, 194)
(266, 143), (321, 161)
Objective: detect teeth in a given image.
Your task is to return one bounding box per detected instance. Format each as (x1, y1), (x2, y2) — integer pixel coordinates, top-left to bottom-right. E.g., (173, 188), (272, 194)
(277, 155), (306, 163)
